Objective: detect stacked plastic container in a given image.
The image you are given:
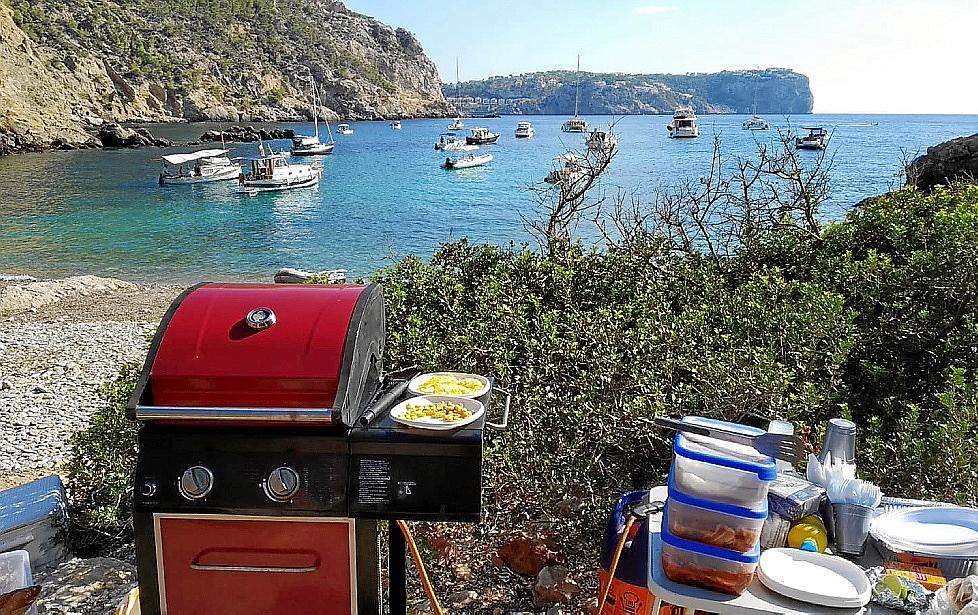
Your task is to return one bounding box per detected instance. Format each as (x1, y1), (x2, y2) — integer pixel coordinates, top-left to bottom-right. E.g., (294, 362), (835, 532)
(660, 417), (777, 596)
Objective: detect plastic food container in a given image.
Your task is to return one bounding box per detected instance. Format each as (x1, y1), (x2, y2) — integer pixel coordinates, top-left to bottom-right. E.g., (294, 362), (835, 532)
(671, 417), (777, 508)
(0, 550), (37, 615)
(666, 471), (767, 551)
(660, 512), (760, 596)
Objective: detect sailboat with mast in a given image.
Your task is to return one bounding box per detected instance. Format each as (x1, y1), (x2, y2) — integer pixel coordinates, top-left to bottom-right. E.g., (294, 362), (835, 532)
(561, 55), (588, 133)
(449, 57), (465, 131)
(291, 81), (335, 156)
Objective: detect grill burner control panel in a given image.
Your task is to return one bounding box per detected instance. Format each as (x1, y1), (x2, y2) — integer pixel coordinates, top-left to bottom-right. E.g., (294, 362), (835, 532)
(134, 427), (349, 515)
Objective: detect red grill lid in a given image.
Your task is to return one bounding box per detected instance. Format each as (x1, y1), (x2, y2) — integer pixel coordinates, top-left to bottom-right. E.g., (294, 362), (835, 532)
(142, 283), (375, 413)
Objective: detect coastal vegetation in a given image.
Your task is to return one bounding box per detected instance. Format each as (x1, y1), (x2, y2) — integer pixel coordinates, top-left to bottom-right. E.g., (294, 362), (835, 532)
(65, 135), (978, 607)
(449, 68), (813, 115)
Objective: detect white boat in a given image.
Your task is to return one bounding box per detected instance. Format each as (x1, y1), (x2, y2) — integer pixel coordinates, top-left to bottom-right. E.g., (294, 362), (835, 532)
(466, 127), (499, 145)
(434, 132), (479, 152)
(795, 126), (829, 150)
(238, 144), (323, 193)
(515, 121), (535, 138)
(561, 55), (589, 133)
(545, 153), (587, 185)
(667, 107), (700, 138)
(336, 123), (354, 135)
(449, 57), (465, 131)
(586, 129), (617, 153)
(443, 153), (493, 169)
(291, 82), (335, 156)
(158, 149), (240, 185)
(390, 120), (402, 130)
(742, 115), (770, 131)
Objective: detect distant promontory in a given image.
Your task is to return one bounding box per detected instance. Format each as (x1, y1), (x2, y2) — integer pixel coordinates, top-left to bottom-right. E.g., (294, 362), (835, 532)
(445, 68), (813, 115)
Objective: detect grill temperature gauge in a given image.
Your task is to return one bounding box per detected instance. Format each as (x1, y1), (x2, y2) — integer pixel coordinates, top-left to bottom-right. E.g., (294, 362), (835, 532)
(265, 467), (300, 501)
(178, 466), (214, 500)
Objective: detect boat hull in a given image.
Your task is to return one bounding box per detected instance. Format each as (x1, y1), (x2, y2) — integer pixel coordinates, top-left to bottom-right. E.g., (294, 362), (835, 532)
(160, 167), (241, 185)
(443, 155), (492, 170)
(238, 170), (322, 193)
(465, 135), (499, 145)
(291, 144), (334, 156)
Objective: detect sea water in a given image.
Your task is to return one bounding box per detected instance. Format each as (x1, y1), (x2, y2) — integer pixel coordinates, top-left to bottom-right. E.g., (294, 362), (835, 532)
(0, 114), (974, 282)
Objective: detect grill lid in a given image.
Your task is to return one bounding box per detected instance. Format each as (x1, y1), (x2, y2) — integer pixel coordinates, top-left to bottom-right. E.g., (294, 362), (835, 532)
(127, 283), (384, 425)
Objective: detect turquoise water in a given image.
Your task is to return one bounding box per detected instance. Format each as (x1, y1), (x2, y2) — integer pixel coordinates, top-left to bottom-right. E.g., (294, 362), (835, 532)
(1, 114), (975, 282)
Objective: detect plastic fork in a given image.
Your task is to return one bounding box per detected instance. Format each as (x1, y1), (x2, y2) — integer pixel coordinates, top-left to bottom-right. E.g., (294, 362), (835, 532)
(653, 417), (804, 464)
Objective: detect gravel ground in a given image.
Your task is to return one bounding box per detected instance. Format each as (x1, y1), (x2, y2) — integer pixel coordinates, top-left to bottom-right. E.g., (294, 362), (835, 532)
(0, 279), (179, 477)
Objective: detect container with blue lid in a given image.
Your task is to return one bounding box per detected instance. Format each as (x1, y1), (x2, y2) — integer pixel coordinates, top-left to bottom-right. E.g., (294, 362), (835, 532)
(671, 416), (777, 509)
(666, 469), (767, 552)
(660, 508), (760, 595)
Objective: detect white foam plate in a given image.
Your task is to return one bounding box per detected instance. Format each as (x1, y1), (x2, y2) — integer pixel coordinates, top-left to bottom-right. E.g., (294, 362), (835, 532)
(757, 549), (871, 609)
(407, 372), (490, 399)
(389, 395), (485, 431)
(871, 507), (978, 555)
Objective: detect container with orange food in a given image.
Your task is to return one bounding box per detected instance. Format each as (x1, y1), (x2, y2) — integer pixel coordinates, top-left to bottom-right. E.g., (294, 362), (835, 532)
(660, 511), (760, 596)
(666, 471), (768, 552)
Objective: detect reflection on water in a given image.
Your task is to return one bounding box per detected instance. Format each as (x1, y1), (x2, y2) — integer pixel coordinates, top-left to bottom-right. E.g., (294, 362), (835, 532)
(0, 114), (975, 282)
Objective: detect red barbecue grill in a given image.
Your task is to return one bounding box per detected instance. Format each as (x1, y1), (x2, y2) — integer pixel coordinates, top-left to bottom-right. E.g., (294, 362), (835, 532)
(128, 283), (506, 615)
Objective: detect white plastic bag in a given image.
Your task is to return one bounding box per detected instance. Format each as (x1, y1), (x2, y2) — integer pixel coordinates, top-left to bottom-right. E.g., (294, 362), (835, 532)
(950, 576), (978, 614)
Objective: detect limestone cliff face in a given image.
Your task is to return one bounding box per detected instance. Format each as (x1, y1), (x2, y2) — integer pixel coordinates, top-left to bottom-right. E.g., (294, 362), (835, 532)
(450, 69), (814, 115)
(0, 0), (449, 154)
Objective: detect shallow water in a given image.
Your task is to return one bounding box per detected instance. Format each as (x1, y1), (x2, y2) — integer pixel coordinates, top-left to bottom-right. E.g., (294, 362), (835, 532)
(0, 114), (975, 282)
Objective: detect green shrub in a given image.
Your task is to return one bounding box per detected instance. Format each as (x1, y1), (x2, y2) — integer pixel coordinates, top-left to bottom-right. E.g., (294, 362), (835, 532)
(66, 363), (140, 552)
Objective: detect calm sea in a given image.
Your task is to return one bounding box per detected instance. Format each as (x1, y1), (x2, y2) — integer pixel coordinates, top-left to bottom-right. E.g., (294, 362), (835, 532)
(0, 114), (975, 282)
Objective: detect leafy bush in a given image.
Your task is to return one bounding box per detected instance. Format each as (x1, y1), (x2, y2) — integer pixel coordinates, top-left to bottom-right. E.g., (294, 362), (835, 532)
(65, 363), (140, 552)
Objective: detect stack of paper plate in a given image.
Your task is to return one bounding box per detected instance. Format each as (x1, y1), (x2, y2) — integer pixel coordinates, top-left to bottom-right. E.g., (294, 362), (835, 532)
(871, 507), (978, 557)
(757, 549), (871, 608)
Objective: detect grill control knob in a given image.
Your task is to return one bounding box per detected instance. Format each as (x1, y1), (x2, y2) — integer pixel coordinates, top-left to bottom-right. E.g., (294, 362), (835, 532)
(178, 466), (214, 500)
(265, 467), (300, 501)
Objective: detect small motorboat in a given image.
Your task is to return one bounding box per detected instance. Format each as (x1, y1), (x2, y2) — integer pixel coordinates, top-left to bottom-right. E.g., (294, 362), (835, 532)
(515, 121), (535, 138)
(449, 117), (465, 131)
(238, 144), (323, 193)
(545, 153), (586, 185)
(336, 123), (354, 135)
(586, 129), (617, 153)
(443, 153), (493, 170)
(291, 82), (335, 156)
(742, 115), (770, 131)
(390, 120), (402, 130)
(159, 149), (241, 185)
(465, 127), (499, 145)
(435, 132), (479, 152)
(795, 127), (829, 150)
(667, 107), (700, 138)
(449, 57), (465, 131)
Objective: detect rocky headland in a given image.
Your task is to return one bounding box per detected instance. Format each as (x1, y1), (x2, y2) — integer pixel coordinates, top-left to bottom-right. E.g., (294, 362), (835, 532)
(449, 68), (814, 115)
(0, 0), (449, 155)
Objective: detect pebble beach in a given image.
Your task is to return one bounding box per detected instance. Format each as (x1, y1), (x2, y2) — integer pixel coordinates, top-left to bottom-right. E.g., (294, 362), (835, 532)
(0, 275), (178, 489)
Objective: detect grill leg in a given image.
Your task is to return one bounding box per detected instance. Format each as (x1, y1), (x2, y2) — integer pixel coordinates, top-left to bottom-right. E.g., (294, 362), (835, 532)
(388, 520), (407, 615)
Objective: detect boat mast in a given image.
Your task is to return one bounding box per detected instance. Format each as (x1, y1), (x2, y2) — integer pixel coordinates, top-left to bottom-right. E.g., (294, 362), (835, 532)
(312, 81), (320, 140)
(574, 54), (580, 118)
(455, 57), (461, 118)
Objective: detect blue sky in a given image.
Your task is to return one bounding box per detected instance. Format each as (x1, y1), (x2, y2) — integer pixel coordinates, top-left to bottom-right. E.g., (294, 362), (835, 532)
(345, 0), (977, 114)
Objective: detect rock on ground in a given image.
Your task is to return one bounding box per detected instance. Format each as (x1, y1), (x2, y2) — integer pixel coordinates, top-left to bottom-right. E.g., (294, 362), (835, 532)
(908, 132), (978, 191)
(35, 557), (136, 615)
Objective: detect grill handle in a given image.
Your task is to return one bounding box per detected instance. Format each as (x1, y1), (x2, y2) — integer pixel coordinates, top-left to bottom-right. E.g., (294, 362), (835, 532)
(486, 386), (511, 430)
(190, 562), (318, 574)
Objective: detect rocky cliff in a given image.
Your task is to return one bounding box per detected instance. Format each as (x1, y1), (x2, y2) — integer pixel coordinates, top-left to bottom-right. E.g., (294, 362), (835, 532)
(0, 0), (449, 154)
(447, 68), (813, 115)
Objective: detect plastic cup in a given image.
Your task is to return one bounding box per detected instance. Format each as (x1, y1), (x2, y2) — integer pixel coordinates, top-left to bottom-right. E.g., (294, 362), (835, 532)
(818, 418), (857, 465)
(833, 503), (876, 556)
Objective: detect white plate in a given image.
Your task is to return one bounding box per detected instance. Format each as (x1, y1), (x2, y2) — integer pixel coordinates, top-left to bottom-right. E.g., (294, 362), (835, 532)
(407, 372), (490, 399)
(757, 549), (871, 609)
(871, 507), (978, 555)
(389, 395), (485, 431)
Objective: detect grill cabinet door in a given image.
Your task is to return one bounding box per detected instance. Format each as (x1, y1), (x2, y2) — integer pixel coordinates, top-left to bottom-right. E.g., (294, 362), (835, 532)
(156, 515), (355, 614)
